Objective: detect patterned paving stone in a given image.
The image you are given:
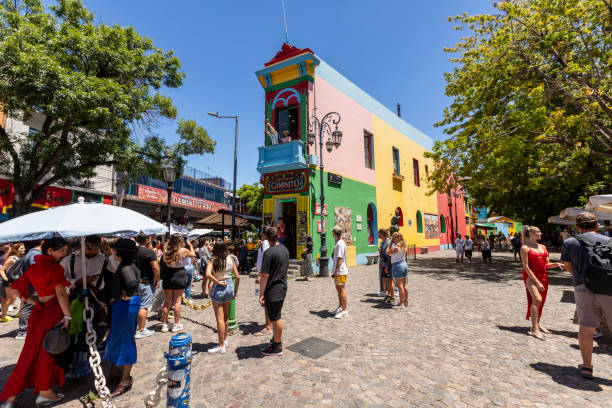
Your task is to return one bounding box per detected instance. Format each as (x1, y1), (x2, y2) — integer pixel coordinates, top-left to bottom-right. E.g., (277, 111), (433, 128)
(0, 250), (611, 407)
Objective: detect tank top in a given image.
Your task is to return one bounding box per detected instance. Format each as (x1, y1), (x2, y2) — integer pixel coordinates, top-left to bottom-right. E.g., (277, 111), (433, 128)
(166, 252), (186, 268)
(212, 256), (234, 280)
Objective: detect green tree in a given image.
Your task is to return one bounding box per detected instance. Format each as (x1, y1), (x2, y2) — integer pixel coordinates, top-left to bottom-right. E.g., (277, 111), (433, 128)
(0, 0), (215, 215)
(237, 183), (263, 215)
(427, 0), (612, 223)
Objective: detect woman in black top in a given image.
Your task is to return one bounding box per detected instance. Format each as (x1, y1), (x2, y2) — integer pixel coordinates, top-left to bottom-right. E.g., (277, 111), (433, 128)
(104, 238), (140, 397)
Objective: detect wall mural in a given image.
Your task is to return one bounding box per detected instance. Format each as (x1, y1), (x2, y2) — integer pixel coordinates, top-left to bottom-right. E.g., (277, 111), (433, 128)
(424, 213), (440, 238)
(334, 206), (353, 246)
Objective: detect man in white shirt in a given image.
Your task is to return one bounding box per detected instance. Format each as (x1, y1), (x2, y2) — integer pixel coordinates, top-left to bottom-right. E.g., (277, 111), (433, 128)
(455, 236), (465, 263)
(61, 235), (107, 288)
(331, 226), (349, 319)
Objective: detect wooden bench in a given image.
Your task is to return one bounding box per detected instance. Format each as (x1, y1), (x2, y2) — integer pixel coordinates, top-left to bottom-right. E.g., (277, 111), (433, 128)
(366, 255), (379, 265)
(419, 247), (429, 254)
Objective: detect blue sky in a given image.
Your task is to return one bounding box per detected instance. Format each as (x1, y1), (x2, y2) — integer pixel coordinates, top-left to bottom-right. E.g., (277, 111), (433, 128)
(79, 0), (496, 188)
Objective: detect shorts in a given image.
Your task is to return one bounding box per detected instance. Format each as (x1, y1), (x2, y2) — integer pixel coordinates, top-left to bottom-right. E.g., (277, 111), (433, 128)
(482, 250), (491, 259)
(456, 248), (464, 256)
(391, 261), (408, 279)
(138, 283), (155, 309)
(464, 249), (473, 258)
(334, 274), (347, 286)
(265, 298), (284, 322)
(210, 278), (234, 304)
(574, 284), (612, 328)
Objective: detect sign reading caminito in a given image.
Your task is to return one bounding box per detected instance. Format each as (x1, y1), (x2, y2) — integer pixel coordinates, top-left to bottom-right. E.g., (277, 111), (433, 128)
(264, 170), (308, 194)
(137, 185), (230, 212)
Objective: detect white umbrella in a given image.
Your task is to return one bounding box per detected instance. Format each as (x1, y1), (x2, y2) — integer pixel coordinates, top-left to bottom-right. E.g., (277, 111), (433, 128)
(587, 194), (612, 213)
(547, 216), (576, 226)
(559, 207), (612, 221)
(188, 228), (213, 241)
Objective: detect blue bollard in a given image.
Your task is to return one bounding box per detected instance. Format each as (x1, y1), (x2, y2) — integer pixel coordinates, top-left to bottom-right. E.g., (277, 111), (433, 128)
(164, 333), (192, 407)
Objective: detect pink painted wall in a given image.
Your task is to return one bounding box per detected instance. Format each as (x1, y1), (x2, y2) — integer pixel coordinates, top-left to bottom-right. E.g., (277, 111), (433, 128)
(437, 191), (467, 245)
(308, 76), (376, 186)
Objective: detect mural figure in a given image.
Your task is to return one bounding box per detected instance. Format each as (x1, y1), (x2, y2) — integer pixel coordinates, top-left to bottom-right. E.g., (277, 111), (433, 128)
(390, 209), (401, 235)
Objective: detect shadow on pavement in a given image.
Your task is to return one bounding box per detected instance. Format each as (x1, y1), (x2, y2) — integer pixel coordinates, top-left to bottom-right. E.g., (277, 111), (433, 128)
(530, 362), (612, 391)
(497, 325), (530, 336)
(309, 310), (335, 319)
(238, 321), (264, 336)
(359, 299), (393, 309)
(411, 255), (573, 286)
(569, 344), (612, 355)
(0, 329), (18, 339)
(192, 342), (219, 355)
(235, 344), (266, 360)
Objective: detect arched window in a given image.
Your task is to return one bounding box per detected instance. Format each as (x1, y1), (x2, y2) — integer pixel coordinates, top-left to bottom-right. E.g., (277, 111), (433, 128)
(367, 203), (378, 245)
(440, 215), (446, 233)
(416, 210), (423, 233)
(396, 207), (404, 227)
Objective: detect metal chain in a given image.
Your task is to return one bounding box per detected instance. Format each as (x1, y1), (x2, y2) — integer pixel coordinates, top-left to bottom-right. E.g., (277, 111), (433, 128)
(182, 294), (213, 311)
(83, 297), (115, 408)
(144, 367), (167, 408)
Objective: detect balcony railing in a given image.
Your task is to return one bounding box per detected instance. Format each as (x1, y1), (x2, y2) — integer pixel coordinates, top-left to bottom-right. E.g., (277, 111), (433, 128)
(257, 140), (308, 175)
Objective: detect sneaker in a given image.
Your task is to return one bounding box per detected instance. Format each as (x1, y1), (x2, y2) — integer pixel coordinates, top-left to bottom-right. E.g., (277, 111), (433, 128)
(224, 340), (228, 347)
(394, 289), (399, 297)
(330, 306), (342, 315)
(335, 310), (348, 319)
(15, 332), (26, 340)
(378, 291), (386, 297)
(261, 342), (283, 356)
(161, 324), (169, 333)
(594, 329), (602, 339)
(135, 328), (154, 339)
(0, 316), (13, 322)
(208, 345), (226, 354)
(171, 323), (183, 333)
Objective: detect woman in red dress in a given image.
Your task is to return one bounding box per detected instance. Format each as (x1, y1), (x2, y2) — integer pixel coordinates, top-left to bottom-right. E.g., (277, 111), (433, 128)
(520, 226), (564, 340)
(0, 238), (71, 408)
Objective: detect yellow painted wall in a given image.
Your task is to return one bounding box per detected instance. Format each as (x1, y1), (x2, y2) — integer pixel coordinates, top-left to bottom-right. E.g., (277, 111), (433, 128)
(372, 115), (440, 248)
(263, 193), (310, 259)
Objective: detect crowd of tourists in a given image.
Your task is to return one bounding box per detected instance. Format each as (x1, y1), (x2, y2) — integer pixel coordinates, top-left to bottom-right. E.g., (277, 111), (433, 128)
(0, 211), (611, 406)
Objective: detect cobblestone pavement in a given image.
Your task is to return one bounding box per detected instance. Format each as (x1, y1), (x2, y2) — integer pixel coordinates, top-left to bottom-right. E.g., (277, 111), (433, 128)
(1, 250), (611, 407)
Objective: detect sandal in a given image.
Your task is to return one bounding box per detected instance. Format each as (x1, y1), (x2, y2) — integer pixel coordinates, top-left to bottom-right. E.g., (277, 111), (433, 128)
(110, 377), (133, 397)
(528, 331), (546, 341)
(539, 327), (552, 335)
(252, 329), (271, 337)
(578, 364), (594, 379)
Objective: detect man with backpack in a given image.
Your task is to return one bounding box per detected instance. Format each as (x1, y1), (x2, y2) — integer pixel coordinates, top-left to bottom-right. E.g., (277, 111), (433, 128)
(561, 212), (612, 379)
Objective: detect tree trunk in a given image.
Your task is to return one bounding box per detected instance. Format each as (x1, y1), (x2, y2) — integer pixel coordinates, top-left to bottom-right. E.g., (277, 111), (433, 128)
(10, 188), (34, 218)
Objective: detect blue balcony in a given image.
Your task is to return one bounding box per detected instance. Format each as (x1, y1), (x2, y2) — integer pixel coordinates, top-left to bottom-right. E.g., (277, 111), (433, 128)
(257, 140), (308, 176)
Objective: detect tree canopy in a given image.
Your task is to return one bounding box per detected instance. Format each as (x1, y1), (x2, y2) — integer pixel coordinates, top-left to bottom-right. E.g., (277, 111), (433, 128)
(237, 183), (263, 215)
(0, 0), (215, 215)
(426, 0), (612, 224)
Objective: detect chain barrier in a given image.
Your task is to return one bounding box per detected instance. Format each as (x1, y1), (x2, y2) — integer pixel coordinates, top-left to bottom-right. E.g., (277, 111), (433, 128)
(144, 367), (167, 408)
(182, 294), (213, 311)
(83, 297), (115, 408)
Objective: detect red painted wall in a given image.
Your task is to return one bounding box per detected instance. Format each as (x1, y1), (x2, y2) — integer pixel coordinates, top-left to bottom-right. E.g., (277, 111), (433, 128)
(437, 190), (468, 246)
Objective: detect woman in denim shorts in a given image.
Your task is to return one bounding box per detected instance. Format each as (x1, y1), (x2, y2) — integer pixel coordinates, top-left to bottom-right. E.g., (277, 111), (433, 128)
(205, 241), (240, 354)
(386, 232), (409, 308)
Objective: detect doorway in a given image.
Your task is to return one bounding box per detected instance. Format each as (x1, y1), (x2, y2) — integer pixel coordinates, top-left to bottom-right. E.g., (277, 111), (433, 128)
(275, 198), (297, 258)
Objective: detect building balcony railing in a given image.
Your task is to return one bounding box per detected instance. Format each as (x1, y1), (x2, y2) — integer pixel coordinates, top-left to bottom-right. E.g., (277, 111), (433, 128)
(257, 140), (308, 176)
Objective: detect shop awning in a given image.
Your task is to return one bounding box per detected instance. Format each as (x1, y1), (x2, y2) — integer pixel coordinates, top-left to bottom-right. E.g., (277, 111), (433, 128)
(559, 207), (612, 221)
(547, 216), (575, 226)
(475, 223), (497, 229)
(188, 228), (214, 241)
(586, 194), (612, 213)
(194, 213), (250, 227)
(218, 209), (262, 224)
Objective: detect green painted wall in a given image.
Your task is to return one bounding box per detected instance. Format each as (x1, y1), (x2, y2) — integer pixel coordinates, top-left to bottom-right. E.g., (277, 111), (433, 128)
(309, 169), (378, 258)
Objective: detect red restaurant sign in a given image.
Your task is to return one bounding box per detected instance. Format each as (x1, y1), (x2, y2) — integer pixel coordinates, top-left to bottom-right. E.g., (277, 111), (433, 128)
(137, 185), (229, 212)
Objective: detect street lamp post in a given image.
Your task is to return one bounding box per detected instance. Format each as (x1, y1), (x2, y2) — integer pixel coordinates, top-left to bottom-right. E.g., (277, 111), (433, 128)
(163, 164), (176, 240)
(208, 112), (239, 242)
(308, 112), (343, 277)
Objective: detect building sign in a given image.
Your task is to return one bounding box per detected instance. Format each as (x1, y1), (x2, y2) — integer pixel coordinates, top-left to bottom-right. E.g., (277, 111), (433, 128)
(328, 172), (342, 186)
(297, 210), (308, 245)
(314, 203), (328, 215)
(137, 184), (229, 212)
(263, 170), (308, 195)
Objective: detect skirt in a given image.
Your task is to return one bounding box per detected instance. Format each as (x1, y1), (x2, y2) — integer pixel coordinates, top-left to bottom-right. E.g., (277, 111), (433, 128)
(0, 297), (65, 400)
(104, 296), (139, 366)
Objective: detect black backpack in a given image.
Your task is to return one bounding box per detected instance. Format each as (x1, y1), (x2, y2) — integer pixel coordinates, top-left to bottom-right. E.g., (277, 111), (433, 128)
(576, 234), (612, 295)
(6, 258), (26, 283)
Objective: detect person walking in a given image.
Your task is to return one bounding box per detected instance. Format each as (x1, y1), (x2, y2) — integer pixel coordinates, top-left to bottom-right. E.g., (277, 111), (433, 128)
(561, 212), (612, 379)
(464, 235), (473, 263)
(521, 226), (564, 340)
(379, 229), (394, 303)
(104, 238), (141, 397)
(253, 235), (271, 337)
(14, 240), (43, 339)
(455, 235), (465, 263)
(133, 234), (160, 339)
(0, 238), (71, 408)
(512, 232), (522, 262)
(199, 240), (213, 298)
(259, 227), (289, 356)
(206, 241), (240, 354)
(331, 226), (349, 319)
(160, 235), (196, 333)
(480, 236), (492, 263)
(386, 232), (409, 308)
(0, 243), (25, 322)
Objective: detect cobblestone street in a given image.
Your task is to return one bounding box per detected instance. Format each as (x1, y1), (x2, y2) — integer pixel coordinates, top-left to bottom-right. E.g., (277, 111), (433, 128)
(1, 250), (611, 408)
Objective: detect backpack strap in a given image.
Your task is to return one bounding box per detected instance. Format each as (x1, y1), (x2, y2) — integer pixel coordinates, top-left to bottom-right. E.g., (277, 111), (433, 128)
(70, 253), (76, 280)
(95, 259), (108, 290)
